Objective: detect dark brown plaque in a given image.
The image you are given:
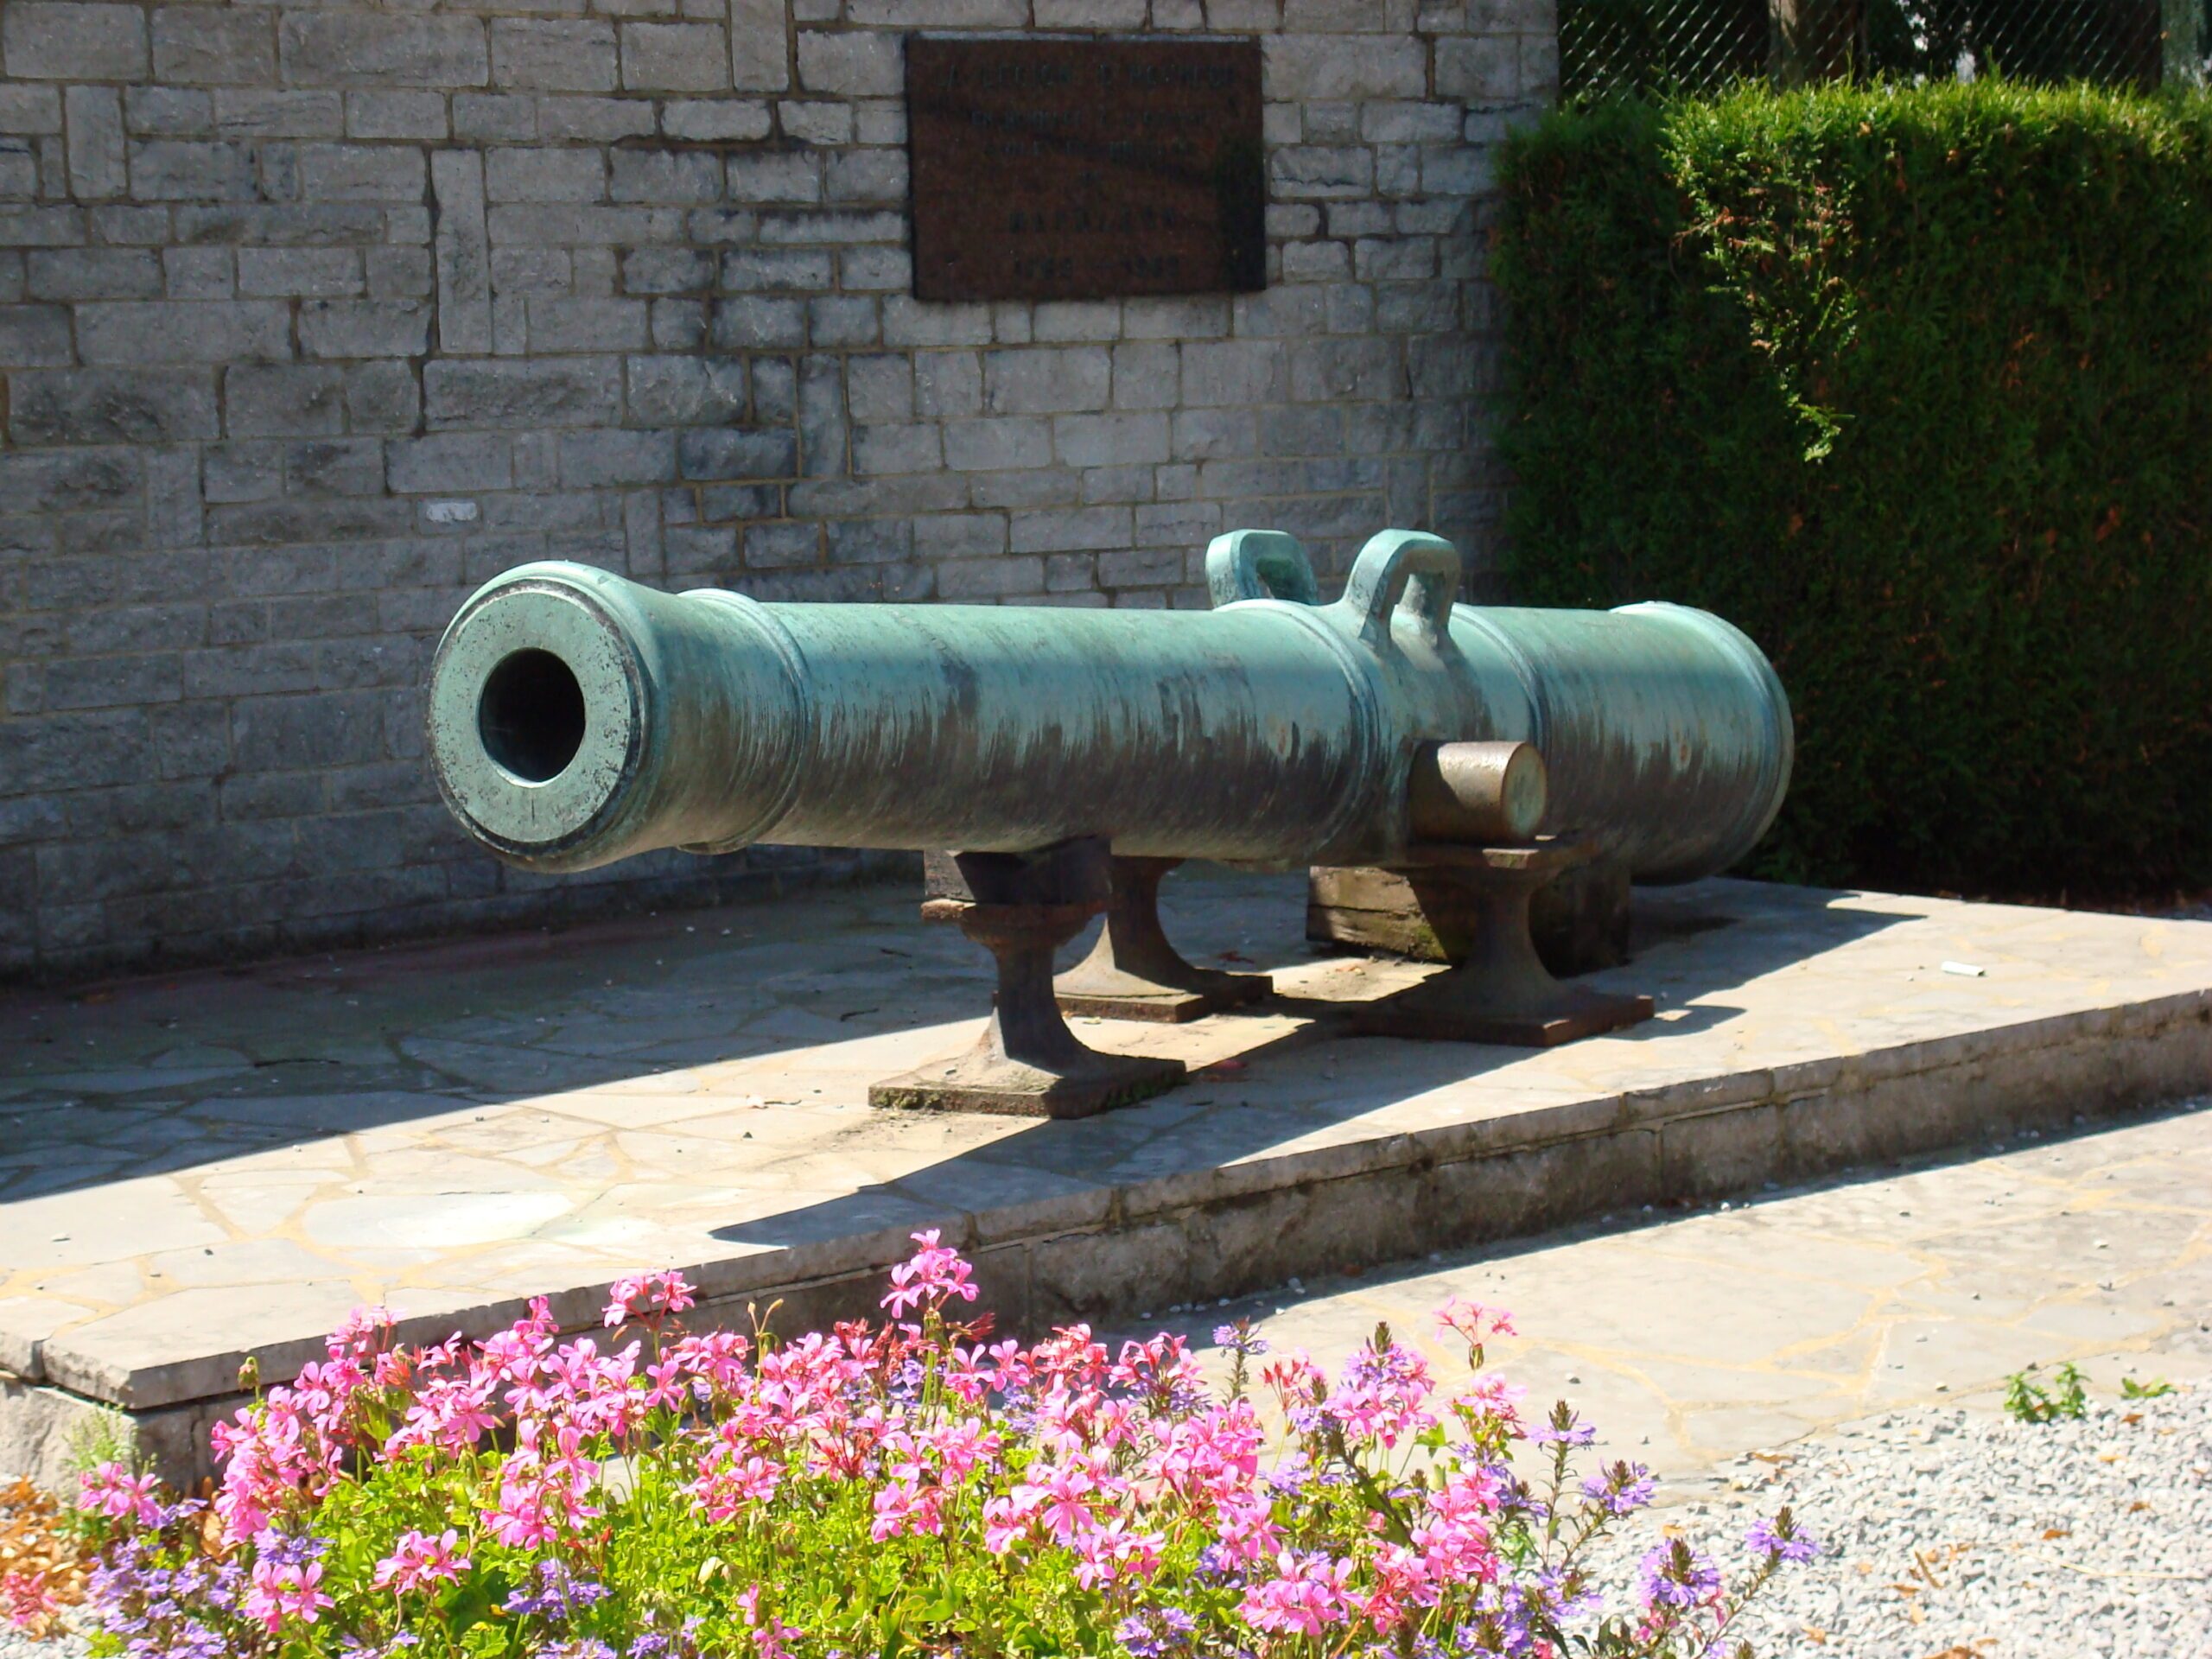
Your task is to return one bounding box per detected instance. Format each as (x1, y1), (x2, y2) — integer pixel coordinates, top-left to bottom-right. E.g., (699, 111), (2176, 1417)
(906, 35), (1265, 302)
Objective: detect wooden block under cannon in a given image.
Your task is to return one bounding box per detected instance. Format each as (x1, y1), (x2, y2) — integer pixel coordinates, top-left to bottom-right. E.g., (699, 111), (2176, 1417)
(1307, 856), (1632, 978)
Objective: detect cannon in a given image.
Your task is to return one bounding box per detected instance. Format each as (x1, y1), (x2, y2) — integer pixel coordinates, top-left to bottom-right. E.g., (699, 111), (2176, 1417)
(428, 529), (1790, 1112)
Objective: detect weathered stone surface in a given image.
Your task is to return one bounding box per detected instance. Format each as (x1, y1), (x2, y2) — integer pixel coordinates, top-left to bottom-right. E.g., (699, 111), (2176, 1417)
(423, 357), (624, 428)
(76, 299), (290, 364)
(23, 246), (156, 301)
(3, 3), (149, 82)
(129, 138), (256, 200)
(278, 15), (488, 87)
(430, 148), (492, 354)
(490, 20), (618, 93)
(296, 143), (424, 203)
(236, 245), (361, 298)
(7, 369), (219, 445)
(620, 22), (729, 92)
(730, 0), (791, 92)
(62, 86), (125, 200)
(300, 298), (433, 359)
(152, 7), (276, 86)
(224, 363), (346, 437)
(626, 353), (747, 425)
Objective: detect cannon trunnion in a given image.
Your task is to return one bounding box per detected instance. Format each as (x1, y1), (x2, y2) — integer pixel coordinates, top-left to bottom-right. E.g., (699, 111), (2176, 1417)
(427, 529), (1791, 1115)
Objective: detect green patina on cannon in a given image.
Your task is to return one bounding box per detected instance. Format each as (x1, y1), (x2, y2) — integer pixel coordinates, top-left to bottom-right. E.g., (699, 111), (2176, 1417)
(426, 529), (1791, 1115)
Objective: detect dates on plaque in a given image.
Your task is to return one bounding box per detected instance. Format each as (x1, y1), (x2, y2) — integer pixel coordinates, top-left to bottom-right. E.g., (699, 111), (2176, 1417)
(906, 35), (1266, 302)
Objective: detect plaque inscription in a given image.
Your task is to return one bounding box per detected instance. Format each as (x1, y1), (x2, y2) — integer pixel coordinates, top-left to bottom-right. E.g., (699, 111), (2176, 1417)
(906, 35), (1265, 302)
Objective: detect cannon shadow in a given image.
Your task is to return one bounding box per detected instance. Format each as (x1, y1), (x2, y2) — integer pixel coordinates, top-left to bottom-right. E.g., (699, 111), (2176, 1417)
(0, 864), (949, 1200)
(0, 872), (1900, 1220)
(709, 874), (1910, 1268)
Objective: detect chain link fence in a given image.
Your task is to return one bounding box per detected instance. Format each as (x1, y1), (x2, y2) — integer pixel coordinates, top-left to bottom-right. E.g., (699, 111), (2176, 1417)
(1560, 0), (2206, 99)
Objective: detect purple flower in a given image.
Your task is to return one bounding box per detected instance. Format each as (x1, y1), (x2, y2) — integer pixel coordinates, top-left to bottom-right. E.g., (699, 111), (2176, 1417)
(1213, 1324), (1269, 1357)
(1526, 1404), (1595, 1446)
(886, 1357), (927, 1405)
(1637, 1541), (1722, 1611)
(1161, 1378), (1211, 1416)
(1264, 1452), (1313, 1495)
(250, 1528), (327, 1571)
(1194, 1543), (1247, 1583)
(1115, 1606), (1197, 1658)
(1746, 1512), (1821, 1564)
(1579, 1459), (1656, 1516)
(503, 1560), (609, 1621)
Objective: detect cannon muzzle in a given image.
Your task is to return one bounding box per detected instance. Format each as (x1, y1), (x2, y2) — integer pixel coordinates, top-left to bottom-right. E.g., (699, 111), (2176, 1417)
(428, 530), (1789, 881)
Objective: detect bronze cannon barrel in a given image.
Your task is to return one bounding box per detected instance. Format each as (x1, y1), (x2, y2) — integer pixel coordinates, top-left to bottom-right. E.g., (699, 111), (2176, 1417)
(427, 529), (1790, 881)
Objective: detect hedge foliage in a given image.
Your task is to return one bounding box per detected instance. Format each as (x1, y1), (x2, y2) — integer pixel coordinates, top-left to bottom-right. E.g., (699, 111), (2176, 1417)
(1494, 83), (2212, 899)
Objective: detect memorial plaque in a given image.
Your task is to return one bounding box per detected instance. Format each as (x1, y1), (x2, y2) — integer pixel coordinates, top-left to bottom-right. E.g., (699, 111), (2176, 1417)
(906, 35), (1266, 302)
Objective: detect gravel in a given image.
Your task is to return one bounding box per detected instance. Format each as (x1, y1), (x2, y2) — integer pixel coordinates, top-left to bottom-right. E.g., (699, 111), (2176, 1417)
(1585, 1384), (2212, 1658)
(0, 1620), (82, 1659)
(9, 1391), (2206, 1658)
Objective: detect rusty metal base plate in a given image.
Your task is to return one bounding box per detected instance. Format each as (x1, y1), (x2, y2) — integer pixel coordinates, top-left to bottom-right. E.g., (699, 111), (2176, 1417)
(1056, 971), (1273, 1024)
(870, 1047), (1186, 1119)
(1354, 983), (1655, 1048)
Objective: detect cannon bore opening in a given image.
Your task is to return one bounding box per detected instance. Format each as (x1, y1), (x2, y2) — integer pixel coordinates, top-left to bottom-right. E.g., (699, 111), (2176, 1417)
(478, 648), (587, 784)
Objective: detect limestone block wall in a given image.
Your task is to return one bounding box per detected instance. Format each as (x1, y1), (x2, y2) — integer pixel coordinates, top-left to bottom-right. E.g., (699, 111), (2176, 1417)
(0, 0), (1555, 982)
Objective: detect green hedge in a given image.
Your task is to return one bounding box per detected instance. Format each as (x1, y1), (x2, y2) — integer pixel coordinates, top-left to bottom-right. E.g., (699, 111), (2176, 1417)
(1494, 84), (2212, 898)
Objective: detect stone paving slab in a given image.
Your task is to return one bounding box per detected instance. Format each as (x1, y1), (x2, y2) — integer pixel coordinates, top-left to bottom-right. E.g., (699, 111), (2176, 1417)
(1132, 1100), (2212, 1490)
(3, 870), (2210, 1484)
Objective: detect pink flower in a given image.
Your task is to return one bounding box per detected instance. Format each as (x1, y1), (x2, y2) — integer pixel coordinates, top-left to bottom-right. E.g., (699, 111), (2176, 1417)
(738, 1583), (802, 1659)
(479, 1297), (560, 1389)
(1012, 1458), (1097, 1544)
(388, 1367), (500, 1455)
(78, 1461), (163, 1527)
(1434, 1298), (1516, 1351)
(880, 1230), (979, 1318)
(1450, 1371), (1528, 1434)
(143, 1258), (1740, 1659)
(1071, 1515), (1166, 1589)
(1031, 1325), (1108, 1384)
(1241, 1551), (1359, 1637)
(869, 1477), (944, 1541)
(603, 1268), (698, 1329)
(245, 1555), (332, 1633)
(1210, 1491), (1285, 1565)
(326, 1304), (395, 1367)
(482, 1470), (562, 1550)
(982, 1493), (1028, 1555)
(372, 1529), (470, 1595)
(1152, 1400), (1264, 1501)
(1323, 1340), (1437, 1446)
(1260, 1349), (1325, 1414)
(924, 1416), (1002, 1479)
(2, 1570), (60, 1632)
(693, 1446), (784, 1523)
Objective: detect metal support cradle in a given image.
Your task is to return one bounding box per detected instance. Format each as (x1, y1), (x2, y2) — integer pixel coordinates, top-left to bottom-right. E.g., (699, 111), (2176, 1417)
(1351, 840), (1655, 1047)
(868, 839), (1187, 1117)
(1052, 855), (1273, 1022)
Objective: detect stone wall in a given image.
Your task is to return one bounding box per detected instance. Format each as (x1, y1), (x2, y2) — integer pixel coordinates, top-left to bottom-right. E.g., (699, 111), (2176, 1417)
(0, 0), (1555, 982)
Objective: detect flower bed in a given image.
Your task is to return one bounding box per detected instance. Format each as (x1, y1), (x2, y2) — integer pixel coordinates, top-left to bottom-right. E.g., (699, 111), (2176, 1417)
(58, 1237), (1817, 1657)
